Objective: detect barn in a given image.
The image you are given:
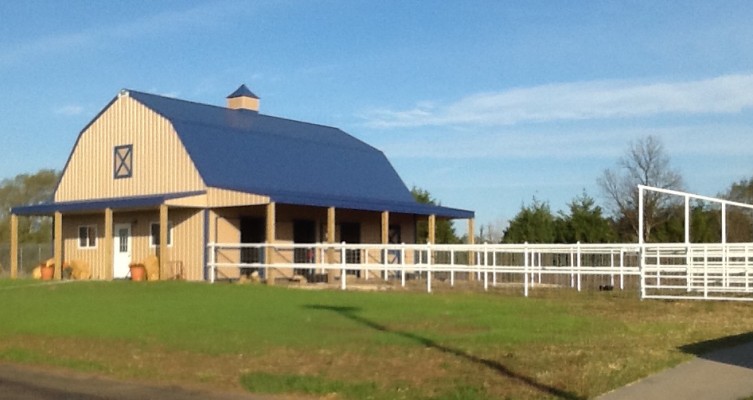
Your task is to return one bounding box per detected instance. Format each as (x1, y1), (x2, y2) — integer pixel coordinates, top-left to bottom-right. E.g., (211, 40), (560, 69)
(9, 85), (474, 281)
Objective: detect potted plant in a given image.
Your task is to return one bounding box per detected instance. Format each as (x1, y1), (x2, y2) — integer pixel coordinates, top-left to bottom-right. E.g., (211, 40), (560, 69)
(129, 263), (146, 281)
(40, 262), (54, 280)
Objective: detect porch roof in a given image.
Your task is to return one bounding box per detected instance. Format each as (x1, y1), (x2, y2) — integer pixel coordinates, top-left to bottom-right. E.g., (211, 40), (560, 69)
(11, 189), (473, 219)
(10, 191), (205, 216)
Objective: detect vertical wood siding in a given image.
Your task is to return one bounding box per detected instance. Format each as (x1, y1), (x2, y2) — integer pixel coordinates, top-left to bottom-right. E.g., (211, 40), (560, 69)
(62, 209), (204, 281)
(56, 95), (205, 202)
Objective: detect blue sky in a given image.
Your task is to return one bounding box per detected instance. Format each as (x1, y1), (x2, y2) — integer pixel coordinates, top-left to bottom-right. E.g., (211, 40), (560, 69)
(2, 1), (753, 234)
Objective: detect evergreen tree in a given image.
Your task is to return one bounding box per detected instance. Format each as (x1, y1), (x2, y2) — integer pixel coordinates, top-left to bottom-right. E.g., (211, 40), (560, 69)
(411, 187), (460, 244)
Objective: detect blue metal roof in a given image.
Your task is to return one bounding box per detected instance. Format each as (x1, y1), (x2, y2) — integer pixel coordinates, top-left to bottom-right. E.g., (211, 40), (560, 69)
(12, 191), (206, 216)
(227, 84), (259, 99)
(126, 89), (473, 219)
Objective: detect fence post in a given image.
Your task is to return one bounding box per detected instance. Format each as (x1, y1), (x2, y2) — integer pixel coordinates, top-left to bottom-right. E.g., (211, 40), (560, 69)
(450, 248), (455, 287)
(208, 243), (215, 283)
(492, 249), (497, 287)
(483, 242), (488, 291)
(640, 244), (646, 300)
(524, 242), (529, 297)
(576, 241), (582, 292)
(686, 244), (692, 293)
(569, 249), (575, 288)
(383, 247), (388, 281)
(426, 242), (432, 293)
(746, 245), (750, 292)
(703, 246), (708, 299)
(400, 243), (406, 287)
(619, 249), (625, 290)
(610, 249), (615, 287)
(340, 242), (347, 290)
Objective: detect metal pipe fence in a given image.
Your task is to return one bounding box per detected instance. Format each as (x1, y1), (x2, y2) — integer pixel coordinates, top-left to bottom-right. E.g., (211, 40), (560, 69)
(0, 243), (53, 278)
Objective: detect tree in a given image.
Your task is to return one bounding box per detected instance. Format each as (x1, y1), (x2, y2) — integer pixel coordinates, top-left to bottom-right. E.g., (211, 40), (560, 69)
(721, 177), (753, 242)
(477, 218), (506, 243)
(598, 135), (683, 242)
(502, 198), (556, 243)
(0, 169), (60, 244)
(411, 186), (460, 244)
(557, 192), (615, 243)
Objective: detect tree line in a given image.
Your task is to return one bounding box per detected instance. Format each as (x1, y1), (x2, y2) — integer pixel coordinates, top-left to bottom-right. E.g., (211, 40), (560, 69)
(501, 136), (753, 244)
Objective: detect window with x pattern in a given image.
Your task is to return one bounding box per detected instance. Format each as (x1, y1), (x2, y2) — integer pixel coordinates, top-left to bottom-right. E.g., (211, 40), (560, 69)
(113, 144), (133, 179)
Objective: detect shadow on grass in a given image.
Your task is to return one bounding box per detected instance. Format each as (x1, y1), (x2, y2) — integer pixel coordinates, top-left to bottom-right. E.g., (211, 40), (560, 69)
(679, 331), (753, 370)
(304, 304), (584, 400)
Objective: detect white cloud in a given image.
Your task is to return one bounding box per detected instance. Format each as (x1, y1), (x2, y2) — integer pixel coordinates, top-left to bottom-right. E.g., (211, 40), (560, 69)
(54, 105), (85, 116)
(0, 1), (248, 66)
(362, 73), (753, 128)
(372, 124), (753, 161)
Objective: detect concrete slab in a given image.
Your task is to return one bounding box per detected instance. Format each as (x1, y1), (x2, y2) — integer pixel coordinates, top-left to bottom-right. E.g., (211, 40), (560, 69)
(596, 340), (753, 400)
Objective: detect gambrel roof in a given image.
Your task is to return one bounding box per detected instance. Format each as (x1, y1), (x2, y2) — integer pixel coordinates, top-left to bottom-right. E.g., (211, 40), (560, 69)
(13, 88), (473, 219)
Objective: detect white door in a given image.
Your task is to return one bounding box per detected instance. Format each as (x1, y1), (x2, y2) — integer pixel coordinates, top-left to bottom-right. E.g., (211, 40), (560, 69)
(113, 224), (132, 279)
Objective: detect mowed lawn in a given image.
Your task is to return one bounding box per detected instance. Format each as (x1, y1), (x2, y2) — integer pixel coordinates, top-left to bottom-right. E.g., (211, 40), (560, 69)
(1, 280), (752, 399)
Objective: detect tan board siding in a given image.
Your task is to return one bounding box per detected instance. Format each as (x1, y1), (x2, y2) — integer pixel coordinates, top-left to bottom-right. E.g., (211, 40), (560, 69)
(56, 95), (205, 202)
(171, 209), (205, 281)
(206, 188), (269, 207)
(62, 214), (108, 280)
(164, 189), (270, 208)
(62, 208), (205, 281)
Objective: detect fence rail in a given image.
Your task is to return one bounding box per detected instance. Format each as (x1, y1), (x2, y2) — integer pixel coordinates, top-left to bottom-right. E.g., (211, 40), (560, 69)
(5, 242), (751, 301)
(207, 242), (645, 295)
(207, 242), (753, 301)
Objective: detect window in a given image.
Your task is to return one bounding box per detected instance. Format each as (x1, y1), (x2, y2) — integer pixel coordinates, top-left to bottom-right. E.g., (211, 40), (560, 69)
(78, 225), (97, 248)
(150, 221), (173, 247)
(114, 144), (133, 179)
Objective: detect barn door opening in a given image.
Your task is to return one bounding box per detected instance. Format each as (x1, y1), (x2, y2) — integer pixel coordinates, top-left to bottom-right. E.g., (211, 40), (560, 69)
(340, 222), (361, 277)
(240, 217), (265, 278)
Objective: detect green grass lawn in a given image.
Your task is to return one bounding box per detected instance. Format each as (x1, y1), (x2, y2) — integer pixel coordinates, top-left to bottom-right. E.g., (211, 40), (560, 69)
(1, 279), (752, 399)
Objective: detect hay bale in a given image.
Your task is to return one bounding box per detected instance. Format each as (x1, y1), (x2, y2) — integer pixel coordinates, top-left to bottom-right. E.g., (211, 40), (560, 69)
(142, 255), (159, 281)
(31, 265), (42, 280)
(66, 259), (91, 280)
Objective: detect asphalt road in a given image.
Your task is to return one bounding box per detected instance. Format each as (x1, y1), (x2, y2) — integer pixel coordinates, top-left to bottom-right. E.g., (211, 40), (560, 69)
(0, 363), (266, 400)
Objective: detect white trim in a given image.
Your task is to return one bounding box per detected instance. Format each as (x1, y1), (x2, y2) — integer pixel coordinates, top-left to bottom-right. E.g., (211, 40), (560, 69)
(149, 220), (173, 248)
(77, 225), (97, 249)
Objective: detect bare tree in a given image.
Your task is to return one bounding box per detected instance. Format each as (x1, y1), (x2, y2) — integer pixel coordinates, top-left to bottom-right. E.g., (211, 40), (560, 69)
(598, 135), (683, 242)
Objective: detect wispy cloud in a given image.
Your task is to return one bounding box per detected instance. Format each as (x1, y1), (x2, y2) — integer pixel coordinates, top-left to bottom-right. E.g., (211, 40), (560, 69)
(372, 124), (753, 161)
(53, 104), (85, 116)
(0, 1), (247, 66)
(362, 74), (753, 128)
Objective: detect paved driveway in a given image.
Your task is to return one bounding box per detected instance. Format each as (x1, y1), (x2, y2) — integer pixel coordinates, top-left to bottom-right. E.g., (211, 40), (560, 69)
(0, 363), (266, 400)
(596, 340), (753, 400)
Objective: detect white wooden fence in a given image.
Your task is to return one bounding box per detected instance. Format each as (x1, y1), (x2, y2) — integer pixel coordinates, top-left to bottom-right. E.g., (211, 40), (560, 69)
(207, 242), (753, 301)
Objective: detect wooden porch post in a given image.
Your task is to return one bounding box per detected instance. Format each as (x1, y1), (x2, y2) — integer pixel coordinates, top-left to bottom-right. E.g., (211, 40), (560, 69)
(104, 208), (113, 280)
(428, 214), (436, 244)
(381, 211), (389, 245)
(54, 211), (63, 280)
(327, 207), (336, 263)
(265, 202), (276, 284)
(159, 204), (168, 280)
(10, 214), (18, 279)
